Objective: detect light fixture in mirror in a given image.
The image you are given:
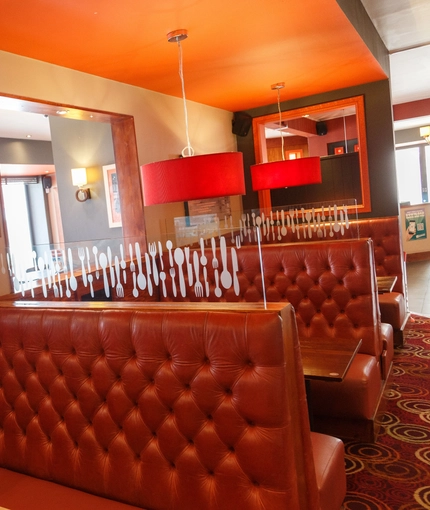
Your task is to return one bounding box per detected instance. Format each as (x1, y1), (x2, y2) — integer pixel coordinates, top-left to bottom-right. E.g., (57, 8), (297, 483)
(420, 126), (430, 144)
(252, 95), (370, 213)
(71, 167), (91, 202)
(250, 82), (321, 191)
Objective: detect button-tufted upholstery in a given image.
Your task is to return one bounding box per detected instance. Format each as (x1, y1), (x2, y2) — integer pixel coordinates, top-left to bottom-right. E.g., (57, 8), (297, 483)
(160, 238), (393, 441)
(239, 216), (408, 345)
(0, 302), (346, 510)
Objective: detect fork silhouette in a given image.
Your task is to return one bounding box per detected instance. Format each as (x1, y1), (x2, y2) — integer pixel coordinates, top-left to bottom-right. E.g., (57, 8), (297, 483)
(149, 242), (159, 285)
(115, 256), (124, 298)
(169, 267), (177, 297)
(193, 251), (203, 297)
(78, 247), (87, 286)
(211, 237), (218, 268)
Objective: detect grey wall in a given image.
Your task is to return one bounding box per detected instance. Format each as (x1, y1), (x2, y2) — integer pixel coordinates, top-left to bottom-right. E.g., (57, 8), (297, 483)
(395, 128), (425, 145)
(0, 138), (54, 164)
(49, 116), (121, 243)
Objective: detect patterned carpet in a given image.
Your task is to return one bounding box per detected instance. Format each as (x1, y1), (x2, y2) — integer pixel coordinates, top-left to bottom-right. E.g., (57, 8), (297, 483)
(344, 314), (430, 509)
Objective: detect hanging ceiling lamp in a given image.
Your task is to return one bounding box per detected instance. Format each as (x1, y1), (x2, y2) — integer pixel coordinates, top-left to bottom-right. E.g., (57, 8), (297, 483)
(250, 83), (322, 191)
(141, 29), (245, 206)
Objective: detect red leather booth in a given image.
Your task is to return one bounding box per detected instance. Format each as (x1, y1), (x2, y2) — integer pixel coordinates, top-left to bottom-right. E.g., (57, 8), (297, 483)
(0, 302), (346, 510)
(160, 238), (394, 441)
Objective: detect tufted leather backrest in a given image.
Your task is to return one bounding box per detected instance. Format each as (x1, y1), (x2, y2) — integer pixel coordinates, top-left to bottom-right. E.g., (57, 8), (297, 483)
(0, 303), (320, 510)
(162, 239), (381, 357)
(353, 217), (405, 295)
(239, 216), (405, 295)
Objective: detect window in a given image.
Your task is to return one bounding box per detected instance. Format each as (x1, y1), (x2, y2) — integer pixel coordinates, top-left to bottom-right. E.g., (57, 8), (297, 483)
(395, 147), (422, 205)
(2, 183), (34, 271)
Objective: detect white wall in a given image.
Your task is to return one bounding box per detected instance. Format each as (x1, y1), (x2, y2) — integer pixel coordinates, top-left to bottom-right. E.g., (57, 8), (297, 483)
(0, 50), (238, 296)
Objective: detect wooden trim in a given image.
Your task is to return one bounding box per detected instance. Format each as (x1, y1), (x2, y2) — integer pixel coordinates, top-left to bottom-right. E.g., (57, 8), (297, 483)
(252, 95), (371, 213)
(111, 117), (146, 243)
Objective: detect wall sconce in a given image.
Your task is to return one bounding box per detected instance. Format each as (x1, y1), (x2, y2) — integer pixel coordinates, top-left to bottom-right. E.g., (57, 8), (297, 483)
(71, 167), (91, 202)
(420, 126), (430, 144)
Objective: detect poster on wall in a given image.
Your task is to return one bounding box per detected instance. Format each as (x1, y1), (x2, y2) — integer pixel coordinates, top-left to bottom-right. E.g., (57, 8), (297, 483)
(103, 164), (122, 228)
(405, 208), (427, 241)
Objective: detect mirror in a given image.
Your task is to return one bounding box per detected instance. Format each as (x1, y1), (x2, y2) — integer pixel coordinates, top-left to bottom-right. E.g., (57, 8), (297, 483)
(0, 93), (145, 245)
(252, 95), (371, 213)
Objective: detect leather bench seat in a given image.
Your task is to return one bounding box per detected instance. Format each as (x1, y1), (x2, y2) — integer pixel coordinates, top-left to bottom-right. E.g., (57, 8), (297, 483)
(0, 303), (346, 510)
(380, 322), (394, 380)
(378, 291), (407, 330)
(310, 354), (382, 420)
(0, 468), (141, 510)
(311, 433), (346, 510)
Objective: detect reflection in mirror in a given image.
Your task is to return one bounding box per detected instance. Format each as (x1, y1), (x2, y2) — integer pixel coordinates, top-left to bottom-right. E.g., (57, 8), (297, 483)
(253, 95), (370, 213)
(0, 93), (145, 296)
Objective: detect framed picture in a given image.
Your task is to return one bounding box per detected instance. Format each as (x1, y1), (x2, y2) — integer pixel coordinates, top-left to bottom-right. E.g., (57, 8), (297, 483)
(103, 164), (122, 228)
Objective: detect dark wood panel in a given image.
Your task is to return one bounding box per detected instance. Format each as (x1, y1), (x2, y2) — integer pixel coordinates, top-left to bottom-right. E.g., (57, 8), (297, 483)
(111, 117), (147, 244)
(271, 152), (361, 207)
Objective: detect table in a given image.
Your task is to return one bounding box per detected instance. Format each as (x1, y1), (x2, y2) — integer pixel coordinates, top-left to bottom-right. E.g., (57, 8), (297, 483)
(299, 336), (362, 428)
(376, 275), (397, 293)
(300, 336), (362, 381)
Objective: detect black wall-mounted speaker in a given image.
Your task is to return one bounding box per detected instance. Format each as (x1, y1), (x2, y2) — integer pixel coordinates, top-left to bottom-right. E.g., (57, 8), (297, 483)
(232, 112), (252, 137)
(316, 121), (327, 136)
(42, 176), (52, 189)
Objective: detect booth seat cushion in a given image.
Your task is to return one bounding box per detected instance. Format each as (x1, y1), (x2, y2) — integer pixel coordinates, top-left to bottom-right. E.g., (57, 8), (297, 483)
(0, 468), (141, 510)
(380, 322), (394, 380)
(311, 433), (346, 510)
(310, 354), (381, 420)
(378, 292), (407, 330)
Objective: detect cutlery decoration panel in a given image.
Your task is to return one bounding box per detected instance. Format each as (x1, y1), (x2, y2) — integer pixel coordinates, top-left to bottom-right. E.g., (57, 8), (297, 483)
(4, 200), (357, 302)
(4, 237), (246, 301)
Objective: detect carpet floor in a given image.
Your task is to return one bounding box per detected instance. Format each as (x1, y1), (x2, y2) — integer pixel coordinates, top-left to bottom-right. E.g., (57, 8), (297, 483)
(343, 314), (430, 509)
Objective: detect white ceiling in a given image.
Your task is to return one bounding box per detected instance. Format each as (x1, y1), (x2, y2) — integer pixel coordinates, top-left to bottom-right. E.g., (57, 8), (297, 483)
(1, 0), (430, 141)
(361, 0), (430, 130)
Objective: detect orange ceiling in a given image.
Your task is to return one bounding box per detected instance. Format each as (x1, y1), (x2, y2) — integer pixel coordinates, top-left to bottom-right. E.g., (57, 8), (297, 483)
(0, 0), (386, 112)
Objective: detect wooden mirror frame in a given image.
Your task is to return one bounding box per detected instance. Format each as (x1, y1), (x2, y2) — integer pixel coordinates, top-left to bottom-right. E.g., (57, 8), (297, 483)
(252, 95), (371, 213)
(0, 93), (147, 251)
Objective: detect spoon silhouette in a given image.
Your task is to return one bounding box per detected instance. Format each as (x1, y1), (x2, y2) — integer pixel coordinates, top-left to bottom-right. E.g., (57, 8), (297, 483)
(67, 248), (77, 291)
(99, 252), (110, 298)
(92, 246), (100, 278)
(174, 248), (186, 297)
(166, 240), (174, 266)
(159, 271), (167, 297)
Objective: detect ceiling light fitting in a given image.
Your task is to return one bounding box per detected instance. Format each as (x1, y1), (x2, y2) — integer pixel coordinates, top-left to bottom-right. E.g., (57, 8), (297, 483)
(420, 126), (430, 144)
(141, 29), (245, 206)
(250, 83), (322, 191)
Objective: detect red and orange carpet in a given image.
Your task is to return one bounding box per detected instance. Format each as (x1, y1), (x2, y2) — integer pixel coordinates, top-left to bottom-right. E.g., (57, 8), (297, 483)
(344, 314), (430, 509)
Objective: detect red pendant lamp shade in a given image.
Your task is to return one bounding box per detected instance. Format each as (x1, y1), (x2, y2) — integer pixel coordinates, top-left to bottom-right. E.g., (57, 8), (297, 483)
(250, 156), (322, 191)
(141, 152), (245, 206)
(141, 30), (245, 206)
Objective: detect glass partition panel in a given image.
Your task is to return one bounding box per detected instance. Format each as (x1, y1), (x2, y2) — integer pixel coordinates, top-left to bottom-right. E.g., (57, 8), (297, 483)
(3, 199), (358, 304)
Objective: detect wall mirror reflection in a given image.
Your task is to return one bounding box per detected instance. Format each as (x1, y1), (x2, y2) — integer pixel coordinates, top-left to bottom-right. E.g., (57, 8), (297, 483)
(252, 95), (371, 213)
(0, 94), (145, 294)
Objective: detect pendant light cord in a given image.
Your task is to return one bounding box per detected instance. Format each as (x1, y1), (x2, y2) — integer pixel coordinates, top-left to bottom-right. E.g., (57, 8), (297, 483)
(177, 40), (194, 157)
(343, 113), (348, 153)
(276, 87), (285, 161)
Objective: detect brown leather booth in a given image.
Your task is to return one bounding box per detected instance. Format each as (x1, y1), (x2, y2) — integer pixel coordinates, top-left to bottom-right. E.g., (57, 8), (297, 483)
(241, 216), (408, 345)
(0, 302), (346, 510)
(2, 234), (395, 441)
(160, 238), (393, 441)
